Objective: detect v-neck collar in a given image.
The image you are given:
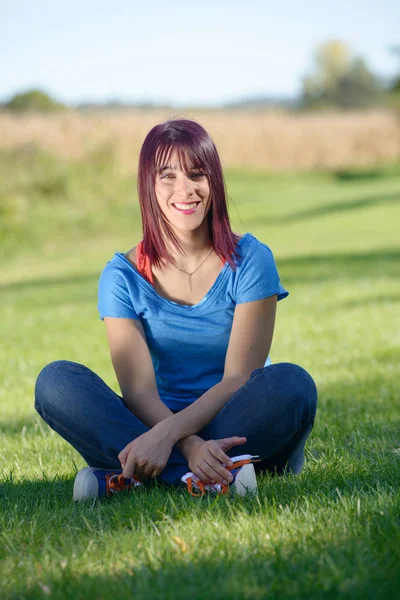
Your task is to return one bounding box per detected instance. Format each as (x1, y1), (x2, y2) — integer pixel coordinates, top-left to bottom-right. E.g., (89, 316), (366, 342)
(114, 233), (250, 312)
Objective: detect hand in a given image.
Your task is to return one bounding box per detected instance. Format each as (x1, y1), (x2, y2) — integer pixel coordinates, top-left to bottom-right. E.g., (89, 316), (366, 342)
(118, 424), (174, 479)
(187, 436), (247, 486)
(177, 434), (204, 461)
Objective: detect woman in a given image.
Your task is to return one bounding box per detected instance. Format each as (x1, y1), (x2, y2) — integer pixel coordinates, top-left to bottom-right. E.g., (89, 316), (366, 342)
(34, 118), (317, 501)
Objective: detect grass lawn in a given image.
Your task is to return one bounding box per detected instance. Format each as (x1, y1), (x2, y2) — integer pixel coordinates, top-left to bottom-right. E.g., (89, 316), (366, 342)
(1, 153), (399, 599)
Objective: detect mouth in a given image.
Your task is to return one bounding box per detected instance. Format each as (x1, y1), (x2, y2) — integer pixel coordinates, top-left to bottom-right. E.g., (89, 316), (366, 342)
(172, 201), (201, 214)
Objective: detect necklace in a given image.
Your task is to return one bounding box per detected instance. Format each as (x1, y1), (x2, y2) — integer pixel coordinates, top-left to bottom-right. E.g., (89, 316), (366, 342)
(171, 246), (214, 291)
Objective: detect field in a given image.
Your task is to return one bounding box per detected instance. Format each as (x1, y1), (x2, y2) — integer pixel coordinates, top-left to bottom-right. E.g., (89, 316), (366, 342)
(0, 147), (400, 599)
(1, 108), (400, 172)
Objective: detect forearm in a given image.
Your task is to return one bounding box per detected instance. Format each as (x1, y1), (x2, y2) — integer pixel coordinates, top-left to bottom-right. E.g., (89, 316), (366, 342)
(123, 392), (202, 457)
(161, 376), (248, 445)
(123, 391), (173, 428)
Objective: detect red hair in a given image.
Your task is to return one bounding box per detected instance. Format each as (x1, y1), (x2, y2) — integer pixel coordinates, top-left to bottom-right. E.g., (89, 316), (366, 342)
(137, 118), (242, 270)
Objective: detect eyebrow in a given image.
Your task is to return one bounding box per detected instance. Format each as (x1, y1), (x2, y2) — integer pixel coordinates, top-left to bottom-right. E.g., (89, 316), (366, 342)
(158, 164), (202, 173)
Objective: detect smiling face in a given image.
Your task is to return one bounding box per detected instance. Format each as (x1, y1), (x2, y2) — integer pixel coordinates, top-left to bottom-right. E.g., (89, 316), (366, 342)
(154, 147), (211, 234)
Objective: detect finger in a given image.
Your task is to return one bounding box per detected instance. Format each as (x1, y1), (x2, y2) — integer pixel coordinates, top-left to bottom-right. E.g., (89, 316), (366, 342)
(137, 461), (154, 480)
(142, 465), (157, 479)
(209, 445), (233, 467)
(119, 442), (135, 464)
(119, 455), (128, 469)
(194, 466), (213, 485)
(200, 459), (231, 486)
(204, 459), (232, 485)
(118, 449), (129, 467)
(134, 466), (146, 480)
(220, 436), (247, 452)
(123, 456), (136, 479)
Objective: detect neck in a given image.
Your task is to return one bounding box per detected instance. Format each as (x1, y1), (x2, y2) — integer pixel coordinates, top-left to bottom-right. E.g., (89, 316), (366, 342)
(164, 225), (213, 271)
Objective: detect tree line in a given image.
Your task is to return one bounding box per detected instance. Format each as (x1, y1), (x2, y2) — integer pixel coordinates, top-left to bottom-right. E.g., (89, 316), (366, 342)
(3, 40), (400, 112)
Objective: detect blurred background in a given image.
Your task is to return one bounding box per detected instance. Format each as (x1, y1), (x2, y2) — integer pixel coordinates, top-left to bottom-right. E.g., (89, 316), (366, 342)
(0, 0), (399, 262)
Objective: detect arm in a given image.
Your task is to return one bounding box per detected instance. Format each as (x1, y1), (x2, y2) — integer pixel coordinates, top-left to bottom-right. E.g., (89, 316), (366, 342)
(104, 316), (241, 483)
(103, 317), (201, 457)
(159, 294), (278, 445)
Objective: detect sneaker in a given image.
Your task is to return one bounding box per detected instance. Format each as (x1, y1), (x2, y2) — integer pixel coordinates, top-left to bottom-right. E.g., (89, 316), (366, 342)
(181, 454), (260, 497)
(73, 467), (142, 501)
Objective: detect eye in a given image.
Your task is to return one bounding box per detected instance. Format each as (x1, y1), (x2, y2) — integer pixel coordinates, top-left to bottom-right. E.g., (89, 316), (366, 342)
(191, 172), (205, 179)
(160, 173), (174, 179)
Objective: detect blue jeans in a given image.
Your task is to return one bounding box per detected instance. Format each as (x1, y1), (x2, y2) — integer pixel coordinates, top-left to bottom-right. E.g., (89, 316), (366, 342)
(34, 360), (317, 487)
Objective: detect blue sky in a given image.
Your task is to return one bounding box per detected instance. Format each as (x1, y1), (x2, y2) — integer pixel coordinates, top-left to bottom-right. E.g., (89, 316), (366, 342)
(1, 0), (399, 106)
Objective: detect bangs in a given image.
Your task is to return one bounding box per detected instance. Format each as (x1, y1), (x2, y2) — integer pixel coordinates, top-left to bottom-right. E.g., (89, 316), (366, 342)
(155, 142), (208, 175)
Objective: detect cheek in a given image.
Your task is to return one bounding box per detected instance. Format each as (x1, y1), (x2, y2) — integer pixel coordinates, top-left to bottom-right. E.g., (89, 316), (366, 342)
(199, 183), (211, 200)
(203, 184), (211, 204)
(155, 185), (171, 204)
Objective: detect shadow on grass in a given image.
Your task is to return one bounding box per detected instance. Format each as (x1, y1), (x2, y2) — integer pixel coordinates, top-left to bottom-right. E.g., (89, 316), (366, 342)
(0, 272), (98, 293)
(4, 478), (400, 600)
(1, 449), (399, 510)
(333, 167), (385, 181)
(2, 367), (400, 511)
(1, 248), (399, 302)
(333, 164), (400, 181)
(247, 190), (399, 225)
(2, 370), (400, 598)
(2, 360), (400, 445)
(278, 247), (400, 285)
(336, 293), (400, 309)
(15, 535), (400, 600)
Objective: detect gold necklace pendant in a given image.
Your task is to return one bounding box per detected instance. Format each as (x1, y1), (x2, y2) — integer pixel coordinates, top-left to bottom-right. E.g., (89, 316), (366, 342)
(171, 246), (214, 293)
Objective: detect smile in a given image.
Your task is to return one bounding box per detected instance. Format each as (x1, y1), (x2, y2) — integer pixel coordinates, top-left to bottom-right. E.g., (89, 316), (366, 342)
(172, 202), (200, 213)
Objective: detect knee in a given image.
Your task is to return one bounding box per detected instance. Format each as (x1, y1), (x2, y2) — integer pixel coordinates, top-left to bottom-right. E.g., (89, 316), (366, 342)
(266, 362), (318, 419)
(286, 363), (318, 419)
(34, 360), (82, 415)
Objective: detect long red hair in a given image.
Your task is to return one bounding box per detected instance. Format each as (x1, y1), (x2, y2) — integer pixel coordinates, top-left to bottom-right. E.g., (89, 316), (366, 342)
(137, 118), (242, 270)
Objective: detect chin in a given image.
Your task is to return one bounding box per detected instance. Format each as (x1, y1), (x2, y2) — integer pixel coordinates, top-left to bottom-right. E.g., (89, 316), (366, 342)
(174, 223), (204, 233)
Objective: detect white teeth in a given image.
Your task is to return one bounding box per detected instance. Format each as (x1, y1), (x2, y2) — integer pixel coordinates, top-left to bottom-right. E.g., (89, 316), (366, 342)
(174, 202), (198, 210)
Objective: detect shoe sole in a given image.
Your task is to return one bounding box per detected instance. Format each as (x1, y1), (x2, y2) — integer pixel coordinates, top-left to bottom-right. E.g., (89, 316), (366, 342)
(73, 467), (101, 501)
(232, 463), (258, 496)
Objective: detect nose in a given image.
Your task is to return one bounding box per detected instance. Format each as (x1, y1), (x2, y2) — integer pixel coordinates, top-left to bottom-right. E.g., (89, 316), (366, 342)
(175, 175), (195, 198)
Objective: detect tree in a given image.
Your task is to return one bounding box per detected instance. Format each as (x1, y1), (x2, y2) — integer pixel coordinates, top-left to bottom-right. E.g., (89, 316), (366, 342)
(5, 89), (66, 112)
(301, 40), (383, 110)
(389, 45), (400, 93)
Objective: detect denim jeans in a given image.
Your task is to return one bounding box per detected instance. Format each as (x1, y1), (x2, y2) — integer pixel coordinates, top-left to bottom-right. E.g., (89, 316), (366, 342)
(34, 360), (317, 487)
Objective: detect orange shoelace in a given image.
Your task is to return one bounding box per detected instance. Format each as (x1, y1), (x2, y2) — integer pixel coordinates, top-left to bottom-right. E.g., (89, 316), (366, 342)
(105, 473), (142, 497)
(184, 455), (261, 497)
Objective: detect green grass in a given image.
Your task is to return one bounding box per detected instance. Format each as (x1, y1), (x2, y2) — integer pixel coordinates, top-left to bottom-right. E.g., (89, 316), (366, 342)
(1, 150), (400, 599)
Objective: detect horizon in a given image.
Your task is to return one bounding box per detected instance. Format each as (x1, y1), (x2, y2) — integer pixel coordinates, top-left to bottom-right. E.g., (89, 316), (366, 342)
(1, 0), (399, 107)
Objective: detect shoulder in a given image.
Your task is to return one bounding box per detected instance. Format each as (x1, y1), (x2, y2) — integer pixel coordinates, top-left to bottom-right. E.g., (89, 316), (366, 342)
(98, 251), (132, 288)
(100, 241), (141, 278)
(232, 233), (288, 303)
(124, 244), (139, 269)
(235, 233), (275, 266)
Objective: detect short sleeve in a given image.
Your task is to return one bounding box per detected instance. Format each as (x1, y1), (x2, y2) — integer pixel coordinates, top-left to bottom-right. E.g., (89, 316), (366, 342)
(235, 237), (289, 304)
(98, 263), (140, 320)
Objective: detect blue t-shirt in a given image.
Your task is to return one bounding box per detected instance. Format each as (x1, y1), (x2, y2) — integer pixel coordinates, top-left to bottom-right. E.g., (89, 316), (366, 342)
(98, 232), (289, 410)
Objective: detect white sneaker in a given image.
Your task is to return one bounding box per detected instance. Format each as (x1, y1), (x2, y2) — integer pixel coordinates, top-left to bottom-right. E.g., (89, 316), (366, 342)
(181, 454), (260, 497)
(73, 467), (142, 501)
